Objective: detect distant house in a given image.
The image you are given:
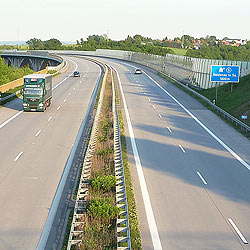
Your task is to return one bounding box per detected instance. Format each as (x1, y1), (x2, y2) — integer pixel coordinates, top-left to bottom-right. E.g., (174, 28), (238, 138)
(222, 38), (247, 46)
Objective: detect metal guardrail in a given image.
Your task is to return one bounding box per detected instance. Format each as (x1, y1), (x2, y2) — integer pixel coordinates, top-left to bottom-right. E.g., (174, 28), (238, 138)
(111, 66), (131, 250)
(161, 72), (250, 134)
(0, 91), (20, 103)
(67, 65), (108, 249)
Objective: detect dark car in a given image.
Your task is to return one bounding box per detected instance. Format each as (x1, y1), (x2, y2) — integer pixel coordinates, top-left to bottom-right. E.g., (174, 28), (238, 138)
(135, 68), (142, 74)
(73, 71), (80, 77)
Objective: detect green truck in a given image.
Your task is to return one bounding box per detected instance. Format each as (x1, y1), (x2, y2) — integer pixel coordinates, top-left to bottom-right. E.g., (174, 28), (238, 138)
(22, 74), (52, 111)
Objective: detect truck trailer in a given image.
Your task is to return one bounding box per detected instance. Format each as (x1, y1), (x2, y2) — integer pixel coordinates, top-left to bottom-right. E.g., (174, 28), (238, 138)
(22, 74), (52, 111)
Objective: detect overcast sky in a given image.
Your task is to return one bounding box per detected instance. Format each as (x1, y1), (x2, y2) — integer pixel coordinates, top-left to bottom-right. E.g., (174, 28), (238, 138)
(1, 0), (249, 42)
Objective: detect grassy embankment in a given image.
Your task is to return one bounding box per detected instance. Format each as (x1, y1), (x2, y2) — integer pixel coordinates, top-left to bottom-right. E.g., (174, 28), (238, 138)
(160, 73), (250, 136)
(196, 75), (250, 127)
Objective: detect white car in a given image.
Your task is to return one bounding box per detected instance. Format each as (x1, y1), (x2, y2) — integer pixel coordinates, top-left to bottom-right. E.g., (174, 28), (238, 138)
(135, 68), (142, 74)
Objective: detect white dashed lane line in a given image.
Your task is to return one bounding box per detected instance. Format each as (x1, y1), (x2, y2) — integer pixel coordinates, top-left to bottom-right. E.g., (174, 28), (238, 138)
(179, 144), (186, 153)
(48, 116), (53, 122)
(35, 130), (41, 137)
(197, 171), (207, 185)
(167, 127), (172, 133)
(228, 218), (248, 244)
(158, 114), (162, 119)
(148, 98), (151, 102)
(14, 151), (23, 162)
(57, 106), (61, 110)
(69, 93), (71, 96)
(64, 99), (67, 103)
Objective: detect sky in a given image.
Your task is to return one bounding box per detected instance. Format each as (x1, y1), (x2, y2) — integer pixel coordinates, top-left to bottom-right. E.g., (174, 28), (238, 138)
(1, 0), (250, 42)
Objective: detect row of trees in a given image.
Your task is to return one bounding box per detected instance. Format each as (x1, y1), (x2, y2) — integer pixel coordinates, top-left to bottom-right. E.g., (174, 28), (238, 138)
(26, 38), (63, 50)
(186, 43), (250, 61)
(26, 35), (174, 56)
(24, 34), (250, 61)
(0, 57), (33, 86)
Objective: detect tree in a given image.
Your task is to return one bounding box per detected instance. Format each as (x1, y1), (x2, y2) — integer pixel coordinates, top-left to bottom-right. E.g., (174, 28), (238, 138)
(43, 38), (62, 50)
(26, 38), (44, 50)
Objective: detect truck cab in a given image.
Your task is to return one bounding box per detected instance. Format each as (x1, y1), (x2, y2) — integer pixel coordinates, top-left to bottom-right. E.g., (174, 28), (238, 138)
(22, 74), (52, 111)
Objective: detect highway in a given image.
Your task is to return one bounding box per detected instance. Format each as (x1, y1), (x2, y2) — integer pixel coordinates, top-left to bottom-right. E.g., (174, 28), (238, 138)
(98, 57), (250, 250)
(0, 56), (102, 249)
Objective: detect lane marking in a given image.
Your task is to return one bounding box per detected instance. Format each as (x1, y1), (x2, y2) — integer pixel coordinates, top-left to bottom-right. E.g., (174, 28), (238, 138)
(144, 92), (146, 95)
(69, 93), (71, 96)
(0, 111), (23, 129)
(80, 81), (82, 83)
(119, 61), (250, 172)
(113, 66), (163, 250)
(228, 218), (248, 244)
(57, 106), (61, 110)
(52, 59), (78, 90)
(148, 97), (151, 102)
(159, 114), (162, 119)
(28, 177), (38, 180)
(0, 59), (78, 130)
(48, 116), (53, 122)
(73, 88), (76, 91)
(14, 151), (23, 162)
(64, 99), (67, 103)
(167, 127), (172, 133)
(35, 130), (41, 137)
(152, 105), (156, 109)
(76, 84), (79, 87)
(197, 171), (207, 185)
(179, 144), (186, 153)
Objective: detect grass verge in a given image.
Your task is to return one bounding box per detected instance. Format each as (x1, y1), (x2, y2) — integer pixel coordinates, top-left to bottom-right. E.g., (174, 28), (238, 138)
(159, 73), (250, 139)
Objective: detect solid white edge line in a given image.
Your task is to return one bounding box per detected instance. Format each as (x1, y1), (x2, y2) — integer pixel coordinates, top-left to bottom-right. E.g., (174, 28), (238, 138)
(179, 144), (186, 153)
(48, 116), (52, 122)
(167, 127), (172, 133)
(0, 110), (23, 129)
(119, 61), (250, 172)
(35, 130), (41, 137)
(113, 67), (163, 250)
(228, 218), (248, 244)
(14, 151), (23, 161)
(197, 171), (207, 185)
(158, 114), (162, 119)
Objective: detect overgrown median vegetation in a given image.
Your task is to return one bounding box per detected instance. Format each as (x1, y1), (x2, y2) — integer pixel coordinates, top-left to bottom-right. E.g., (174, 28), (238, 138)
(65, 67), (142, 250)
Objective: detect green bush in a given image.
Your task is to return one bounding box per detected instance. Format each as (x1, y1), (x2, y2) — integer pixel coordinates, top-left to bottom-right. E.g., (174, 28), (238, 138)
(90, 175), (116, 192)
(87, 198), (119, 220)
(0, 57), (33, 86)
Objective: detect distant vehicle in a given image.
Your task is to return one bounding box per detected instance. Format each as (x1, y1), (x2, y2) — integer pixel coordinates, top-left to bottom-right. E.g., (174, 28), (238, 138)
(135, 68), (142, 74)
(22, 74), (52, 112)
(73, 71), (80, 77)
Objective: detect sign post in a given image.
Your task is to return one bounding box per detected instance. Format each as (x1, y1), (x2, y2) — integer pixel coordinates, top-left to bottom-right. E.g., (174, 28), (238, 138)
(210, 65), (240, 102)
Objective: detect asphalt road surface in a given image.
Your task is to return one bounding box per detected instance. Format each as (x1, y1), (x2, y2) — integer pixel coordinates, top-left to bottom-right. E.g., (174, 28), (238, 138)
(0, 56), (101, 250)
(99, 57), (250, 250)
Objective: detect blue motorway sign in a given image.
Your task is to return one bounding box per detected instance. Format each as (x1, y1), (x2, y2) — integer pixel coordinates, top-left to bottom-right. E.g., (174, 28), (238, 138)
(210, 65), (240, 83)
